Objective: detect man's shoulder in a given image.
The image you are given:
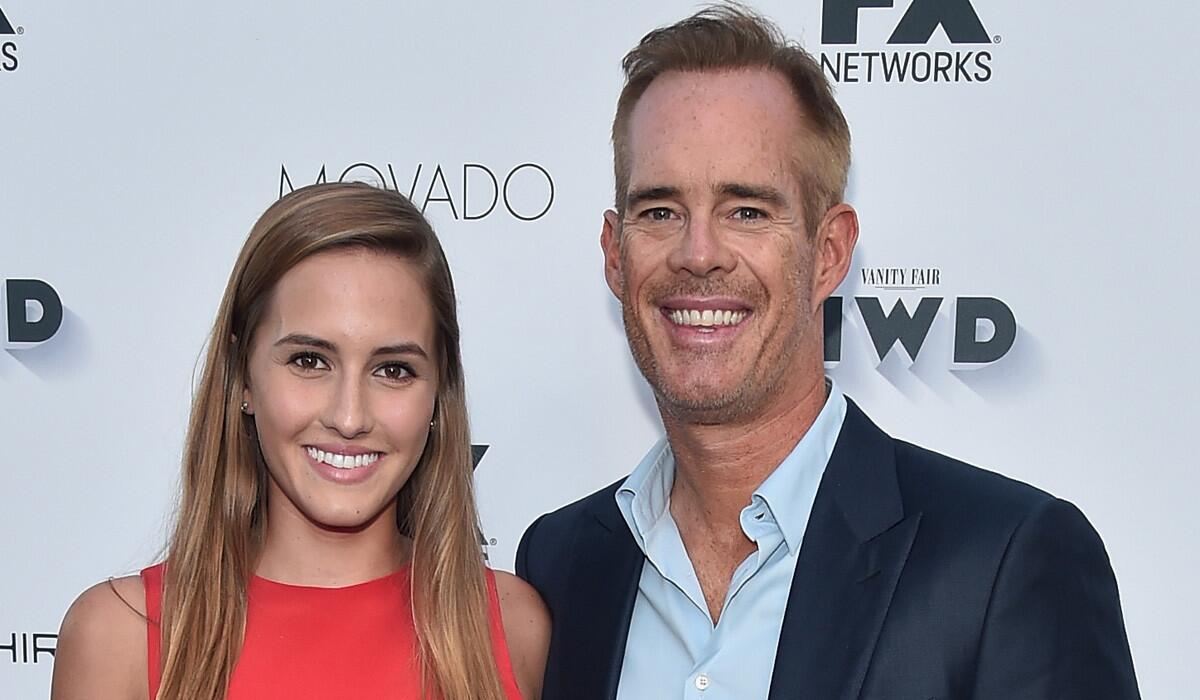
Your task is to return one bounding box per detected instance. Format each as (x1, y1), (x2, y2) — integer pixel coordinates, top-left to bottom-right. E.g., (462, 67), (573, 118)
(859, 428), (1114, 594)
(523, 477), (625, 546)
(843, 400), (1059, 528)
(543, 477), (625, 522)
(516, 477), (633, 587)
(892, 438), (1053, 511)
(886, 435), (1069, 545)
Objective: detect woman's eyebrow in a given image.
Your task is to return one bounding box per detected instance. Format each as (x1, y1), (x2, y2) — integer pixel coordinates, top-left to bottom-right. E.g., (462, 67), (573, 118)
(274, 333), (335, 351)
(275, 333), (428, 359)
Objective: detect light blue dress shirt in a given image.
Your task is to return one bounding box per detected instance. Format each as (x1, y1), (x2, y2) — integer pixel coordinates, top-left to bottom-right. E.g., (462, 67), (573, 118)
(614, 381), (847, 700)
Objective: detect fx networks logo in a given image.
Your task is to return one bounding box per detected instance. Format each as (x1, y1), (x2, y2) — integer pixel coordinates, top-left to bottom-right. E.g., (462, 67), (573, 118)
(471, 444), (489, 470)
(820, 0), (999, 84)
(0, 5), (21, 73)
(823, 266), (1017, 368)
(471, 444), (500, 555)
(280, 161), (556, 222)
(3, 279), (63, 346)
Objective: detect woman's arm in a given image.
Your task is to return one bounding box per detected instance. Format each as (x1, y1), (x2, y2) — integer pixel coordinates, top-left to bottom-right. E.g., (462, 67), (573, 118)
(494, 571), (551, 700)
(51, 576), (148, 700)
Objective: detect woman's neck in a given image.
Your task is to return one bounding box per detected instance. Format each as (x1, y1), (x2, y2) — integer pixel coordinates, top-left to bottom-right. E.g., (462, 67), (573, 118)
(255, 497), (411, 587)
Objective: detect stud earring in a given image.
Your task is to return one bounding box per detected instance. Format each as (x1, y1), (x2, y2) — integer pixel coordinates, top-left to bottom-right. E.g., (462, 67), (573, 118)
(241, 401), (250, 414)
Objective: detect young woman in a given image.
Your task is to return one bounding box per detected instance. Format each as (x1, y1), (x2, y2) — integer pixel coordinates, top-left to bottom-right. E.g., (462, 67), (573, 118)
(50, 183), (549, 700)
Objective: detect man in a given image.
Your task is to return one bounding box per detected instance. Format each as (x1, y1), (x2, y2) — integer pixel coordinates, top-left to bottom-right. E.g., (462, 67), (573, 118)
(517, 5), (1139, 699)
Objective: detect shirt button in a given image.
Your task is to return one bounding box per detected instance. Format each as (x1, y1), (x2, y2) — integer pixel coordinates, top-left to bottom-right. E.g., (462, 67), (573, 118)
(695, 673), (710, 691)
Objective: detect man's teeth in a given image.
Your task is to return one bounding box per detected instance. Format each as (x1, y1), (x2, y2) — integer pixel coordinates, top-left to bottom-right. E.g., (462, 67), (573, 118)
(668, 309), (747, 327)
(306, 447), (381, 470)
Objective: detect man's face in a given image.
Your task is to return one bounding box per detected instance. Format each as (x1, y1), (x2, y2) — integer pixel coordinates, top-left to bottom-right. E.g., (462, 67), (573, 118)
(603, 68), (828, 424)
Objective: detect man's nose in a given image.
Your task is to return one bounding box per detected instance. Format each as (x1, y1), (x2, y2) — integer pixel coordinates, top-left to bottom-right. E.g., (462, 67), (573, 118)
(666, 214), (737, 277)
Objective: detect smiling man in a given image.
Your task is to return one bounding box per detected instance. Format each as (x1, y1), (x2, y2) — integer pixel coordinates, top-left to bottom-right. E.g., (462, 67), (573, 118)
(516, 5), (1139, 700)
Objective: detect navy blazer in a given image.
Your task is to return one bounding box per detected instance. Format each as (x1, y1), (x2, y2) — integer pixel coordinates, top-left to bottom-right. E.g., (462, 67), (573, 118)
(517, 400), (1140, 699)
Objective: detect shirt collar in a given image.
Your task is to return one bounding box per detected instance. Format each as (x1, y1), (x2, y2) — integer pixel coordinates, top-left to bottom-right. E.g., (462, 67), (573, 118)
(615, 436), (673, 554)
(753, 380), (846, 554)
(616, 379), (848, 557)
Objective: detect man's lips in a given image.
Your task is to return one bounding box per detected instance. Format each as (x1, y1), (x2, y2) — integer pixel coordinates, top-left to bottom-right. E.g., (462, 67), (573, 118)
(659, 297), (752, 329)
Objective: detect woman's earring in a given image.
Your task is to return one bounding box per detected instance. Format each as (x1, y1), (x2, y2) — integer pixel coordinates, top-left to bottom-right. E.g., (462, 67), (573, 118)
(241, 401), (250, 414)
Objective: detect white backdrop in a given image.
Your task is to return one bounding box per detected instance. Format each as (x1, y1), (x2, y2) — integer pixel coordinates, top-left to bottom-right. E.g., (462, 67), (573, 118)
(2, 1), (1197, 697)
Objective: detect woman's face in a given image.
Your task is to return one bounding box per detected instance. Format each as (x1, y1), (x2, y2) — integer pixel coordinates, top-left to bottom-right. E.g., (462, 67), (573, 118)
(243, 248), (438, 532)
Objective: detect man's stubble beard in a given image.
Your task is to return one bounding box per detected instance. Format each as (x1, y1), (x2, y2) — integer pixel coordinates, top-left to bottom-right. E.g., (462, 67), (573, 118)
(618, 272), (813, 427)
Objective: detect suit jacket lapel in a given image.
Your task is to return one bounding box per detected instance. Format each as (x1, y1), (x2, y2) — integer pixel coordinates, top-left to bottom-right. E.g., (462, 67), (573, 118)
(769, 401), (921, 700)
(552, 492), (643, 700)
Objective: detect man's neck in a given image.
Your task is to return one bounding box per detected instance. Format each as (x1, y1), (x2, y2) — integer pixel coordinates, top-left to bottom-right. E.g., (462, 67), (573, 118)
(664, 375), (829, 528)
(661, 374), (829, 621)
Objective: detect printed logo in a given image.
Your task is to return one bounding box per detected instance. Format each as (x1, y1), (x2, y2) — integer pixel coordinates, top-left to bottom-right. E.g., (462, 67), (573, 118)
(279, 161), (556, 222)
(824, 266), (1017, 367)
(472, 444), (499, 554)
(3, 279), (63, 346)
(471, 444), (489, 469)
(819, 0), (998, 84)
(1, 632), (56, 664)
(0, 6), (21, 73)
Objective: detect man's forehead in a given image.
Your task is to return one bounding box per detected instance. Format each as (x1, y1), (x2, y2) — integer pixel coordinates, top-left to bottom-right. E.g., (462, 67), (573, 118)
(629, 67), (803, 131)
(624, 68), (805, 195)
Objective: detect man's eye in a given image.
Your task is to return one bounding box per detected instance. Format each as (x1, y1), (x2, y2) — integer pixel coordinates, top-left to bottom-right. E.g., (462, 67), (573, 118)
(291, 353), (327, 371)
(377, 363), (415, 381)
(734, 207), (766, 221)
(643, 207), (674, 221)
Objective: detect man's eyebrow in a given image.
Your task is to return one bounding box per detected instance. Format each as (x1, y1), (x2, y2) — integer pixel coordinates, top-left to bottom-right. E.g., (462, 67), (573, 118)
(274, 334), (428, 359)
(718, 183), (789, 207)
(625, 186), (682, 210)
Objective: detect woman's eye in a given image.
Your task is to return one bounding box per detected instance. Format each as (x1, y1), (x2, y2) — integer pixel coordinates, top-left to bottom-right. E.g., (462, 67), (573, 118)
(377, 363), (414, 381)
(290, 353), (327, 371)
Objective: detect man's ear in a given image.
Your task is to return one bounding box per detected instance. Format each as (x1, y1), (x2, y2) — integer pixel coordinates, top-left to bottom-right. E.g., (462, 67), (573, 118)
(601, 209), (625, 300)
(811, 203), (859, 313)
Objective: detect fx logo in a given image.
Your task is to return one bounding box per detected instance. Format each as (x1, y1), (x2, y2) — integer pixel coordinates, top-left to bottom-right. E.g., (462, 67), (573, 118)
(822, 0), (990, 45)
(0, 5), (19, 72)
(471, 444), (489, 470)
(0, 7), (16, 34)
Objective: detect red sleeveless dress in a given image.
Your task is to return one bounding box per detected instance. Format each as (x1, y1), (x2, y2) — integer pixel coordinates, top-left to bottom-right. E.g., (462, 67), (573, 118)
(141, 563), (523, 699)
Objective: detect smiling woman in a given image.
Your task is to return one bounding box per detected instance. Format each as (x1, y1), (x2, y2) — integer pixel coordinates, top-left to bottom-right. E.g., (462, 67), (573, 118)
(243, 250), (440, 536)
(49, 184), (549, 700)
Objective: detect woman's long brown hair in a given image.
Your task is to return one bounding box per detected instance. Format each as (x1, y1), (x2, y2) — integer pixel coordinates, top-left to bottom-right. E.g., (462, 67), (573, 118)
(156, 183), (507, 700)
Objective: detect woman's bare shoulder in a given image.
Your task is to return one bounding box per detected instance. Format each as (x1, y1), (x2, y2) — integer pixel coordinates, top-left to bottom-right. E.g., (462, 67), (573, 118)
(493, 570), (550, 700)
(51, 575), (148, 700)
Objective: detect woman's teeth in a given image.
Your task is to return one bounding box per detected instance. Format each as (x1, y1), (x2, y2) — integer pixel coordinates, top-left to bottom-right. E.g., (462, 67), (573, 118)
(306, 447), (381, 470)
(668, 309), (747, 327)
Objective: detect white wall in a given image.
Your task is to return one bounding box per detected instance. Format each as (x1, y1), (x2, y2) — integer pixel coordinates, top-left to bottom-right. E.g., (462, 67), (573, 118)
(2, 1), (1195, 696)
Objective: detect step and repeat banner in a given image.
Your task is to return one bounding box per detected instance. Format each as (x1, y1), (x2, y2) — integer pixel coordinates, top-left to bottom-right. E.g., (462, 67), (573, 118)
(2, 1), (1197, 697)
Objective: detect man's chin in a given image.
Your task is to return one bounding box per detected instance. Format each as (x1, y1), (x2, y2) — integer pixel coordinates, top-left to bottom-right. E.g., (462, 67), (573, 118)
(652, 379), (752, 423)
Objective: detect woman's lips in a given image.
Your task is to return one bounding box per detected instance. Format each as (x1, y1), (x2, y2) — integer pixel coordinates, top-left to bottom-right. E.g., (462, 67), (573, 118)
(303, 445), (385, 485)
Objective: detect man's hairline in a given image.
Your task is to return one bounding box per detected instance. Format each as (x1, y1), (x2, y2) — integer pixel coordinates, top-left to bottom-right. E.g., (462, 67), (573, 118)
(612, 65), (839, 227)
